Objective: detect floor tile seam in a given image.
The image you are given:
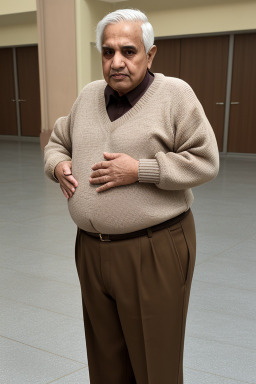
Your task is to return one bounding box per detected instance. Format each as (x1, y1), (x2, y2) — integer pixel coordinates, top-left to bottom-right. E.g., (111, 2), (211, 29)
(19, 206), (74, 217)
(0, 265), (80, 288)
(195, 236), (255, 267)
(20, 248), (75, 260)
(1, 205), (70, 215)
(1, 177), (44, 183)
(187, 333), (256, 353)
(13, 244), (76, 260)
(195, 250), (256, 267)
(184, 365), (252, 384)
(192, 277), (255, 292)
(46, 367), (88, 384)
(0, 334), (87, 366)
(188, 304), (256, 322)
(0, 245), (72, 259)
(191, 277), (256, 293)
(21, 214), (75, 224)
(0, 179), (36, 184)
(193, 278), (256, 293)
(0, 294), (83, 321)
(3, 212), (74, 224)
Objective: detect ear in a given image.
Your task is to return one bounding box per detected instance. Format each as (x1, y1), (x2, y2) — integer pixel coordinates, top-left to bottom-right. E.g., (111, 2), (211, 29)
(147, 45), (157, 70)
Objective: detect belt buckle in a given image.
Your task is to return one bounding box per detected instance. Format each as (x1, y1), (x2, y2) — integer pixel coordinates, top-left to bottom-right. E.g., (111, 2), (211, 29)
(99, 233), (111, 242)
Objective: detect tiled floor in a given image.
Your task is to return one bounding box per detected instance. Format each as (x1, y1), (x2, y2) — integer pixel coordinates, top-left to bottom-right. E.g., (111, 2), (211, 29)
(1, 140), (256, 384)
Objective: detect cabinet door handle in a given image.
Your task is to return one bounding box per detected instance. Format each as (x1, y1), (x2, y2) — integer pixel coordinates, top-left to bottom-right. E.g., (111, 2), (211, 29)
(18, 99), (27, 102)
(216, 102), (225, 105)
(231, 102), (240, 105)
(11, 99), (16, 102)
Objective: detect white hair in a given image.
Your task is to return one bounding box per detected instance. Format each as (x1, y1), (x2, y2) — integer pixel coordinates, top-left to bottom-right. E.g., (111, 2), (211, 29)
(96, 9), (154, 54)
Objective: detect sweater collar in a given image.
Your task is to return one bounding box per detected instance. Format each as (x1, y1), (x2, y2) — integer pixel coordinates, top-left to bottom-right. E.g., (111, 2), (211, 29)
(104, 70), (154, 108)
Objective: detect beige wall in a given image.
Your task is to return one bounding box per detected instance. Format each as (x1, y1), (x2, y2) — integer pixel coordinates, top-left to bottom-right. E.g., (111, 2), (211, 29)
(148, 1), (256, 37)
(75, 0), (112, 91)
(0, 12), (37, 46)
(0, 0), (36, 15)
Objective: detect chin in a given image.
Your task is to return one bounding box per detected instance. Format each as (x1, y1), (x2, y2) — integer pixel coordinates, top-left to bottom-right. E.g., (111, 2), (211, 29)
(111, 84), (130, 95)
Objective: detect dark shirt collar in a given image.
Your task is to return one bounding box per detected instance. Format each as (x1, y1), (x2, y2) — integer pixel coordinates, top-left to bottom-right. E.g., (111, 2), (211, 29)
(105, 70), (154, 108)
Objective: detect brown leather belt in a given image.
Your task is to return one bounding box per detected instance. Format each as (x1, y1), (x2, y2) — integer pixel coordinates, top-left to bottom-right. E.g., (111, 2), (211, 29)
(82, 209), (190, 242)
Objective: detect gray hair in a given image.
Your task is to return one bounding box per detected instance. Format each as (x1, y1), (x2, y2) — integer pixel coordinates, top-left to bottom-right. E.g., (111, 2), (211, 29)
(96, 9), (154, 54)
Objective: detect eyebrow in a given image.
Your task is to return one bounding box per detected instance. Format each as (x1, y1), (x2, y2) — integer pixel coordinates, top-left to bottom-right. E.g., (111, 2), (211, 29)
(102, 45), (137, 51)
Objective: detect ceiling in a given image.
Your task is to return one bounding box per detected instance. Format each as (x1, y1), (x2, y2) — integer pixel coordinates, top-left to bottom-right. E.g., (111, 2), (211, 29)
(98, 0), (254, 12)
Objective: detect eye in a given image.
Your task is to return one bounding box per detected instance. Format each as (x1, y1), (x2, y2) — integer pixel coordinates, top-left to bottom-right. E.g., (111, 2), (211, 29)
(124, 49), (135, 57)
(103, 49), (114, 58)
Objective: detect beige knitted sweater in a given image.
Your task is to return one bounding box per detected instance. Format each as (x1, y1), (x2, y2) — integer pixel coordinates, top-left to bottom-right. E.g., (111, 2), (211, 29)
(44, 74), (219, 234)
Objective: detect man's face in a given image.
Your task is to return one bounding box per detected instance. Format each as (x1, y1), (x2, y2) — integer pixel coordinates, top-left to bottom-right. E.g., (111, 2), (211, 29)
(102, 21), (156, 96)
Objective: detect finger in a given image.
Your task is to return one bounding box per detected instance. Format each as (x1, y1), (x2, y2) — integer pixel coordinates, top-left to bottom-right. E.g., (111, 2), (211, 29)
(64, 174), (78, 187)
(89, 175), (110, 185)
(96, 181), (116, 193)
(103, 152), (121, 160)
(60, 185), (70, 199)
(62, 162), (72, 173)
(60, 178), (77, 195)
(90, 169), (109, 179)
(91, 161), (110, 171)
(62, 185), (73, 198)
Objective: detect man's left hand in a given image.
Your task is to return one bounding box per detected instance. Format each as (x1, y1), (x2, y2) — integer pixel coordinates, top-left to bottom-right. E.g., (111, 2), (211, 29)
(90, 152), (139, 192)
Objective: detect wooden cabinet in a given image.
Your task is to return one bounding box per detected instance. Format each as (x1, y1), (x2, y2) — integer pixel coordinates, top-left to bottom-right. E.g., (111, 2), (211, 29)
(0, 46), (41, 137)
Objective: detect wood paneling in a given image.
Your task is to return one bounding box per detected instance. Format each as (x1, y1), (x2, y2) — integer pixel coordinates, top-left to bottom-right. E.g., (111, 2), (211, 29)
(228, 33), (256, 153)
(151, 39), (180, 77)
(179, 36), (229, 151)
(16, 46), (41, 136)
(0, 48), (18, 135)
(151, 36), (229, 152)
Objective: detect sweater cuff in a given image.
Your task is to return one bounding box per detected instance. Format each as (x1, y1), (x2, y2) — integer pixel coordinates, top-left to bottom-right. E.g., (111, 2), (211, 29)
(138, 159), (160, 184)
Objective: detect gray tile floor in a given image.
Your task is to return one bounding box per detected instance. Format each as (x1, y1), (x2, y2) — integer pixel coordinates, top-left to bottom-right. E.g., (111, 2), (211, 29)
(0, 140), (256, 384)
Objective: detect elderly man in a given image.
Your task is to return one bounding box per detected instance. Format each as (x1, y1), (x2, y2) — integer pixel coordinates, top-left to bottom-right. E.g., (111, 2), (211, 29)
(44, 8), (219, 384)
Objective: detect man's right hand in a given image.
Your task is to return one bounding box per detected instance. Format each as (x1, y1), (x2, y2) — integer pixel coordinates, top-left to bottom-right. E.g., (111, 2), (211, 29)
(54, 161), (78, 199)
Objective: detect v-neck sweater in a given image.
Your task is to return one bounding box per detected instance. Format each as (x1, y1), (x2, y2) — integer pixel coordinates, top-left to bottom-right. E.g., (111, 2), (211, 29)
(44, 73), (219, 234)
(105, 69), (154, 121)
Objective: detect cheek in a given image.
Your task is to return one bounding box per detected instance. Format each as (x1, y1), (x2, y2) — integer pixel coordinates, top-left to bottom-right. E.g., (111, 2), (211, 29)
(126, 62), (137, 76)
(102, 61), (111, 77)
(128, 58), (147, 77)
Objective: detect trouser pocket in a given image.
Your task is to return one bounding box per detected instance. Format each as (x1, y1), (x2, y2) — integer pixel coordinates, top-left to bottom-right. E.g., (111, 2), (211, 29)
(167, 223), (190, 284)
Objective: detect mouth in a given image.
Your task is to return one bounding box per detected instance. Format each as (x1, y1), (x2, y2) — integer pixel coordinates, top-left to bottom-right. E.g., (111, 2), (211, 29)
(110, 73), (128, 80)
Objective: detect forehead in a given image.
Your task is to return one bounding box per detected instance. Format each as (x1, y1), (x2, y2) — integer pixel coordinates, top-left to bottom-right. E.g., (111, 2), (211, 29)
(102, 21), (144, 48)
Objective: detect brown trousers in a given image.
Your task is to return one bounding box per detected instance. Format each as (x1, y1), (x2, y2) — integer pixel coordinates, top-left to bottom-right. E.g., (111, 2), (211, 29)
(75, 210), (196, 384)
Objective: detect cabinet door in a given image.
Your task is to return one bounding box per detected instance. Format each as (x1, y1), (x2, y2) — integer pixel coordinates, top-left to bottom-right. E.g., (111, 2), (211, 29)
(228, 33), (256, 153)
(16, 46), (41, 137)
(0, 48), (18, 135)
(151, 38), (181, 78)
(180, 36), (229, 152)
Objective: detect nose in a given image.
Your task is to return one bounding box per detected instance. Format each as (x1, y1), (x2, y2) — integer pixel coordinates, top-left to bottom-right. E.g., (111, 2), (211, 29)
(111, 52), (125, 70)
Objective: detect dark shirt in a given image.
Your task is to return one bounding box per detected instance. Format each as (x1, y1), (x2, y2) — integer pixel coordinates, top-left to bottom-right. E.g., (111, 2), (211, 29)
(104, 70), (154, 122)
